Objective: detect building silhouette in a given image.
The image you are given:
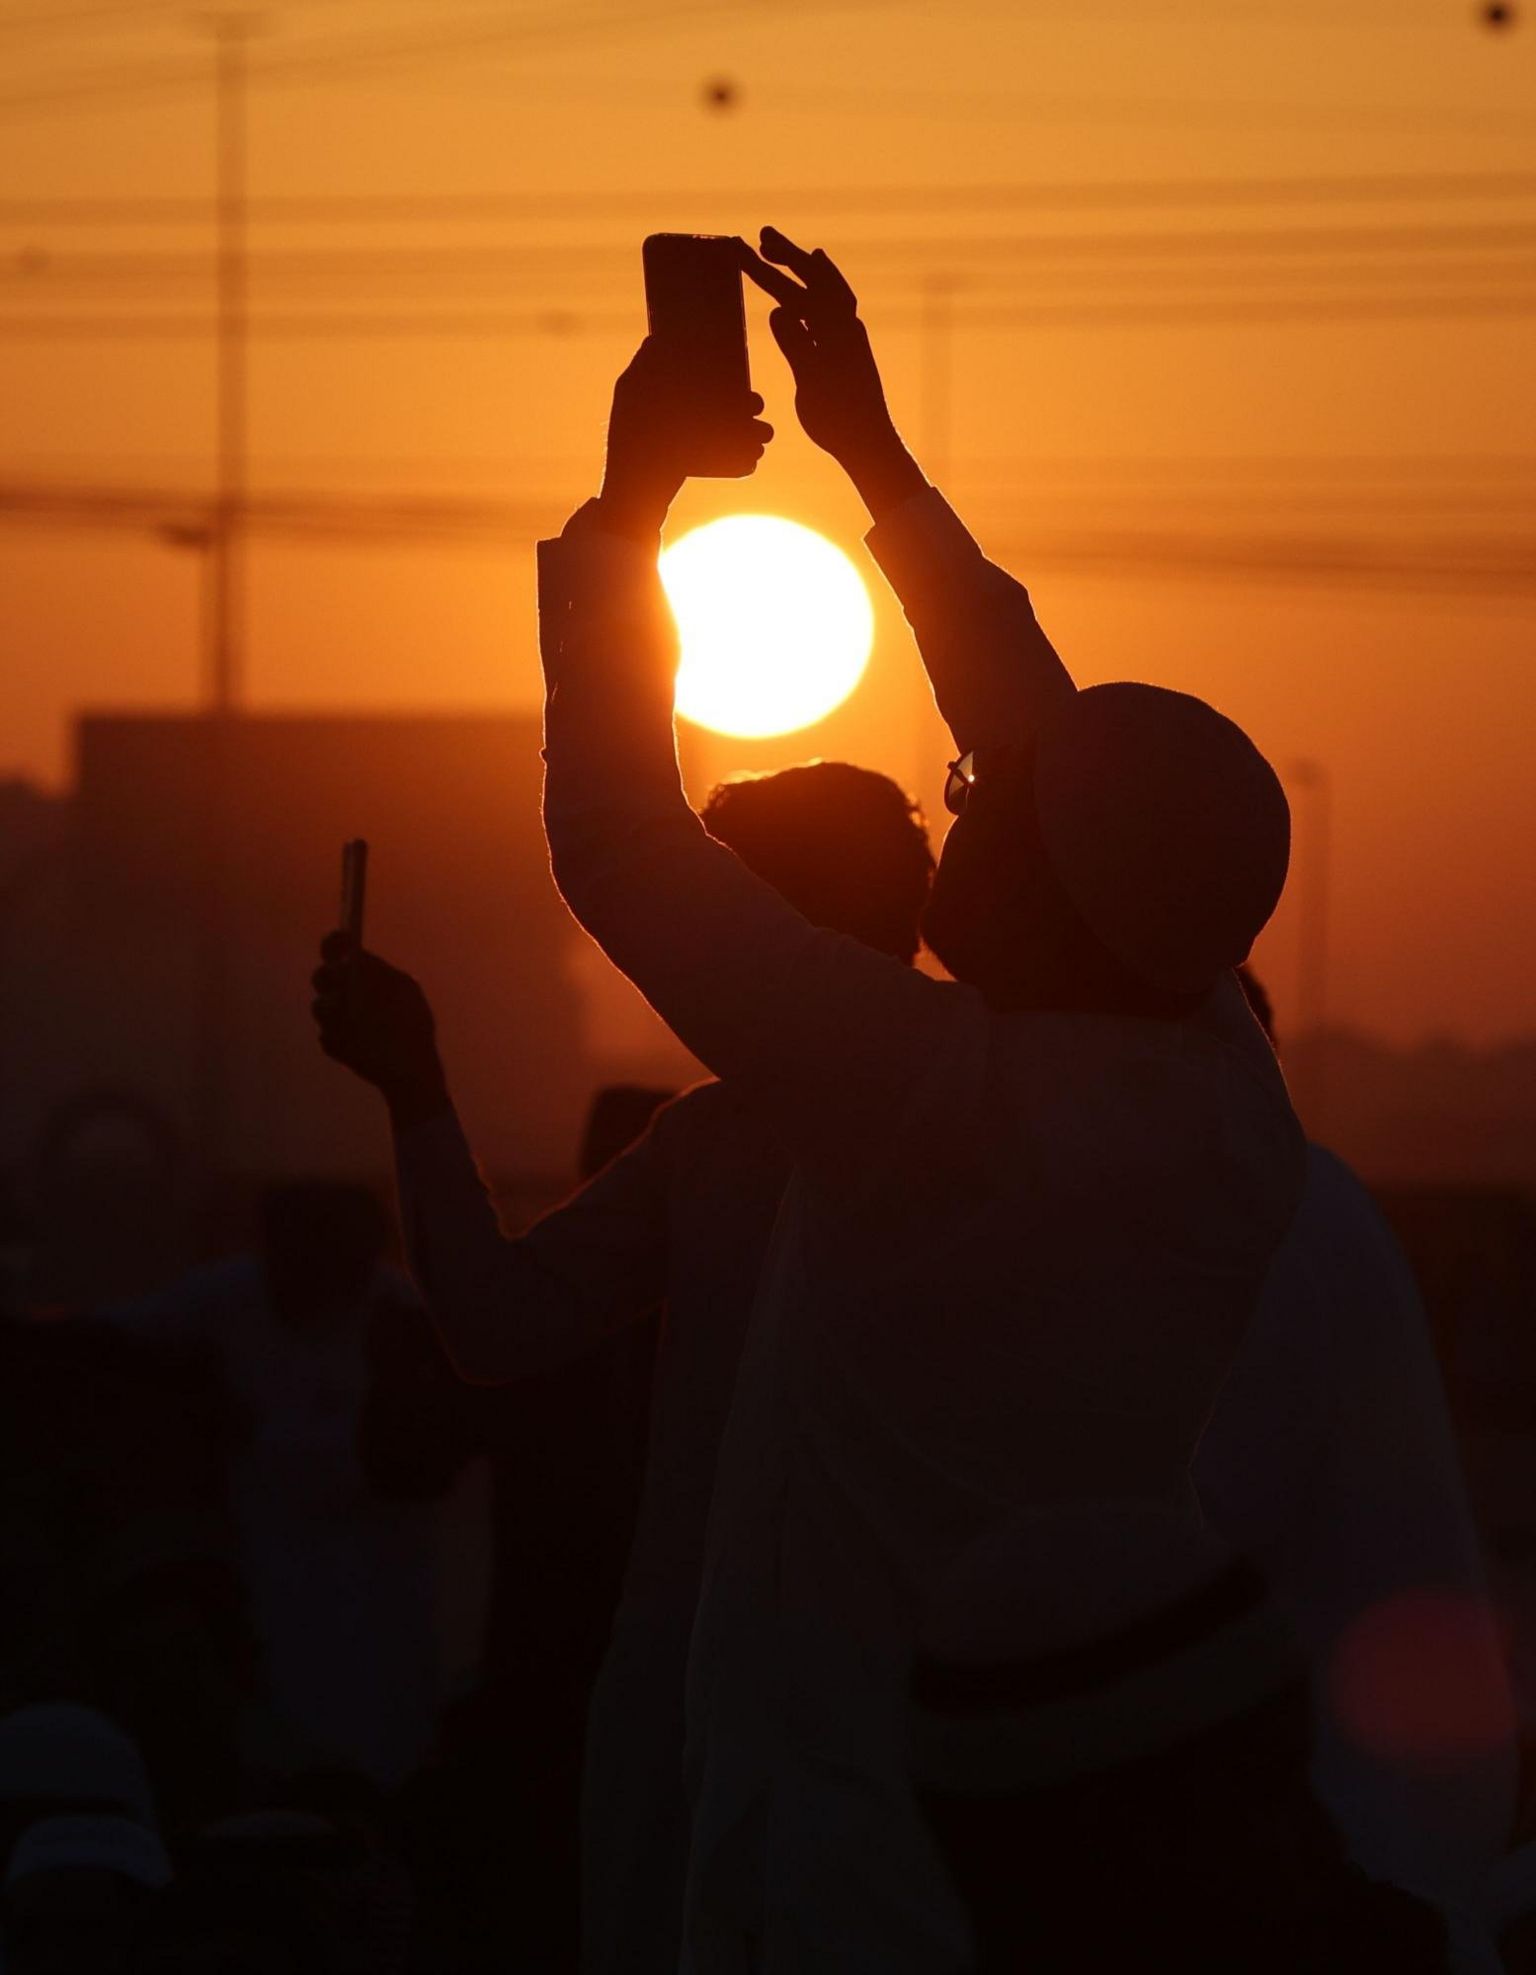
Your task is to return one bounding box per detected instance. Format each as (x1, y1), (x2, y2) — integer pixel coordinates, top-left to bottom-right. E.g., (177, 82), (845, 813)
(3, 713), (596, 1269)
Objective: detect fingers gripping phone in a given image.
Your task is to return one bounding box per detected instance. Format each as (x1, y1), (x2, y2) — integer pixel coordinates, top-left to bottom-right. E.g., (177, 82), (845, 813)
(642, 233), (751, 477)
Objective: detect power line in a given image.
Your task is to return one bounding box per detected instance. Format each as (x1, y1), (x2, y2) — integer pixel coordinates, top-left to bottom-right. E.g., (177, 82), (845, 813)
(0, 0), (1501, 117)
(0, 480), (560, 539)
(0, 0), (808, 116)
(914, 0), (1481, 24)
(3, 491), (1530, 598)
(0, 307), (618, 338)
(8, 265), (1535, 320)
(9, 462), (1536, 503)
(8, 224), (1536, 283)
(0, 0), (428, 36)
(0, 0), (188, 42)
(999, 534), (1536, 598)
(967, 490), (1536, 515)
(7, 170), (1536, 230)
(9, 289), (1536, 339)
(227, 53), (1536, 140)
(8, 447), (1531, 485)
(5, 226), (1536, 328)
(973, 452), (1536, 480)
(585, 78), (1536, 138)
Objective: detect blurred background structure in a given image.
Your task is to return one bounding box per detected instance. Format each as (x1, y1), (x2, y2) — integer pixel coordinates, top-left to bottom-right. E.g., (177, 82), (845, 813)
(2, 713), (586, 1232)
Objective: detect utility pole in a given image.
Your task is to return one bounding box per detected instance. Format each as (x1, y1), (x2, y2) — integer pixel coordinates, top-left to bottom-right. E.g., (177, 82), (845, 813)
(193, 12), (258, 1223)
(210, 12), (253, 713)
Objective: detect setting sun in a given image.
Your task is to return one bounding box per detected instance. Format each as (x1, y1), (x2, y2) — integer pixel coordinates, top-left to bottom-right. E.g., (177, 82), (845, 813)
(660, 516), (875, 739)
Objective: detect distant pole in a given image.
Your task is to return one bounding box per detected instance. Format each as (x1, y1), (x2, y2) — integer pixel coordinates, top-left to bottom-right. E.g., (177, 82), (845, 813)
(1290, 758), (1333, 1038)
(209, 12), (254, 714)
(158, 520), (218, 689)
(193, 12), (258, 1221)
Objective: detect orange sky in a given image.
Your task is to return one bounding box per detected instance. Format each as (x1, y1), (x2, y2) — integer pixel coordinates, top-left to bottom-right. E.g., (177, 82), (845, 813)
(1, 0), (1533, 1046)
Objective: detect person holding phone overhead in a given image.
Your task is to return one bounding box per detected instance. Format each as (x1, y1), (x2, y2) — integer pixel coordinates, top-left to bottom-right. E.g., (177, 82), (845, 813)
(313, 767), (939, 1972)
(533, 230), (1452, 1973)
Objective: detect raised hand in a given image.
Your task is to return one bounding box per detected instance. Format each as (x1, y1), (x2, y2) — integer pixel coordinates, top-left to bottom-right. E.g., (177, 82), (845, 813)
(599, 335), (773, 540)
(741, 228), (922, 516)
(311, 932), (449, 1127)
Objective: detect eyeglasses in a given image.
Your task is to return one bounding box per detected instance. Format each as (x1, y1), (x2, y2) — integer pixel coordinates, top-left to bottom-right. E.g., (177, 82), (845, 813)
(943, 751), (977, 816)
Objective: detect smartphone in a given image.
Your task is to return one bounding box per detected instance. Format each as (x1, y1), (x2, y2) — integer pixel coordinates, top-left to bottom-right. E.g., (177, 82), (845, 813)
(642, 233), (751, 477)
(340, 839), (368, 948)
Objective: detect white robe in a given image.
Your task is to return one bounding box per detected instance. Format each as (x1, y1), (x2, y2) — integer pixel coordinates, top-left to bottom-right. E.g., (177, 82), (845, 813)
(1198, 1142), (1518, 1962)
(539, 488), (1307, 1973)
(395, 1078), (784, 1974)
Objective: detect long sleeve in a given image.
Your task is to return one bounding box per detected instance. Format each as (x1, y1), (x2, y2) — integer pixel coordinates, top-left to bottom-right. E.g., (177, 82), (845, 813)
(357, 1276), (483, 1500)
(538, 506), (973, 1169)
(865, 485), (1076, 753)
(393, 1101), (671, 1385)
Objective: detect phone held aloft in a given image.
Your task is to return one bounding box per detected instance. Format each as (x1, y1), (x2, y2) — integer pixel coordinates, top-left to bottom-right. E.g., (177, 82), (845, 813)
(340, 838), (368, 949)
(641, 233), (752, 478)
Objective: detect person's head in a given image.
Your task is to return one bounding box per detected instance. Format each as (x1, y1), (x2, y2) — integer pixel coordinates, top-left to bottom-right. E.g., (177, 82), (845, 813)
(27, 1092), (182, 1307)
(258, 1182), (388, 1330)
(925, 686), (1291, 1018)
(700, 761), (934, 964)
(923, 742), (1195, 1019)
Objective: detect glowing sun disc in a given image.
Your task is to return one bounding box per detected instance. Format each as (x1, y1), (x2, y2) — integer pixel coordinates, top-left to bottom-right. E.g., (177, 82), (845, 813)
(661, 514), (874, 739)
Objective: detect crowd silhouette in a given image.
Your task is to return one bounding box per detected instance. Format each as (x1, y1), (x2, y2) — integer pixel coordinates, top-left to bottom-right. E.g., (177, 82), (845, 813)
(2, 226), (1532, 1973)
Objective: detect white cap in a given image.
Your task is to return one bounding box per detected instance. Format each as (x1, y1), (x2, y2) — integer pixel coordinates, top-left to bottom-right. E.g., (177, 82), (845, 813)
(0, 1706), (157, 1828)
(4, 1814), (173, 1891)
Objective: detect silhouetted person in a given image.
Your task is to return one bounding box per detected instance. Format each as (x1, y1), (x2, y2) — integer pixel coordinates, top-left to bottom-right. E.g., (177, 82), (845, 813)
(103, 1183), (440, 1785)
(354, 1082), (672, 1975)
(534, 225), (1318, 1972)
(312, 760), (935, 1974)
(25, 1093), (183, 1312)
(0, 1277), (250, 1835)
(1195, 972), (1518, 1958)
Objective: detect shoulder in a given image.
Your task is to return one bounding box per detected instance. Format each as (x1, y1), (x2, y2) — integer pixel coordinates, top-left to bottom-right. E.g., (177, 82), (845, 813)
(649, 1075), (772, 1157)
(988, 995), (1306, 1264)
(1300, 1141), (1381, 1221)
(989, 990), (1291, 1151)
(1284, 1142), (1420, 1304)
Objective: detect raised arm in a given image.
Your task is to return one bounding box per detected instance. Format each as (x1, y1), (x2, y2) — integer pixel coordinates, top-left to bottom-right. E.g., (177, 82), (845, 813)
(538, 347), (970, 1156)
(743, 226), (1075, 753)
(393, 1102), (672, 1384)
(311, 936), (672, 1382)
